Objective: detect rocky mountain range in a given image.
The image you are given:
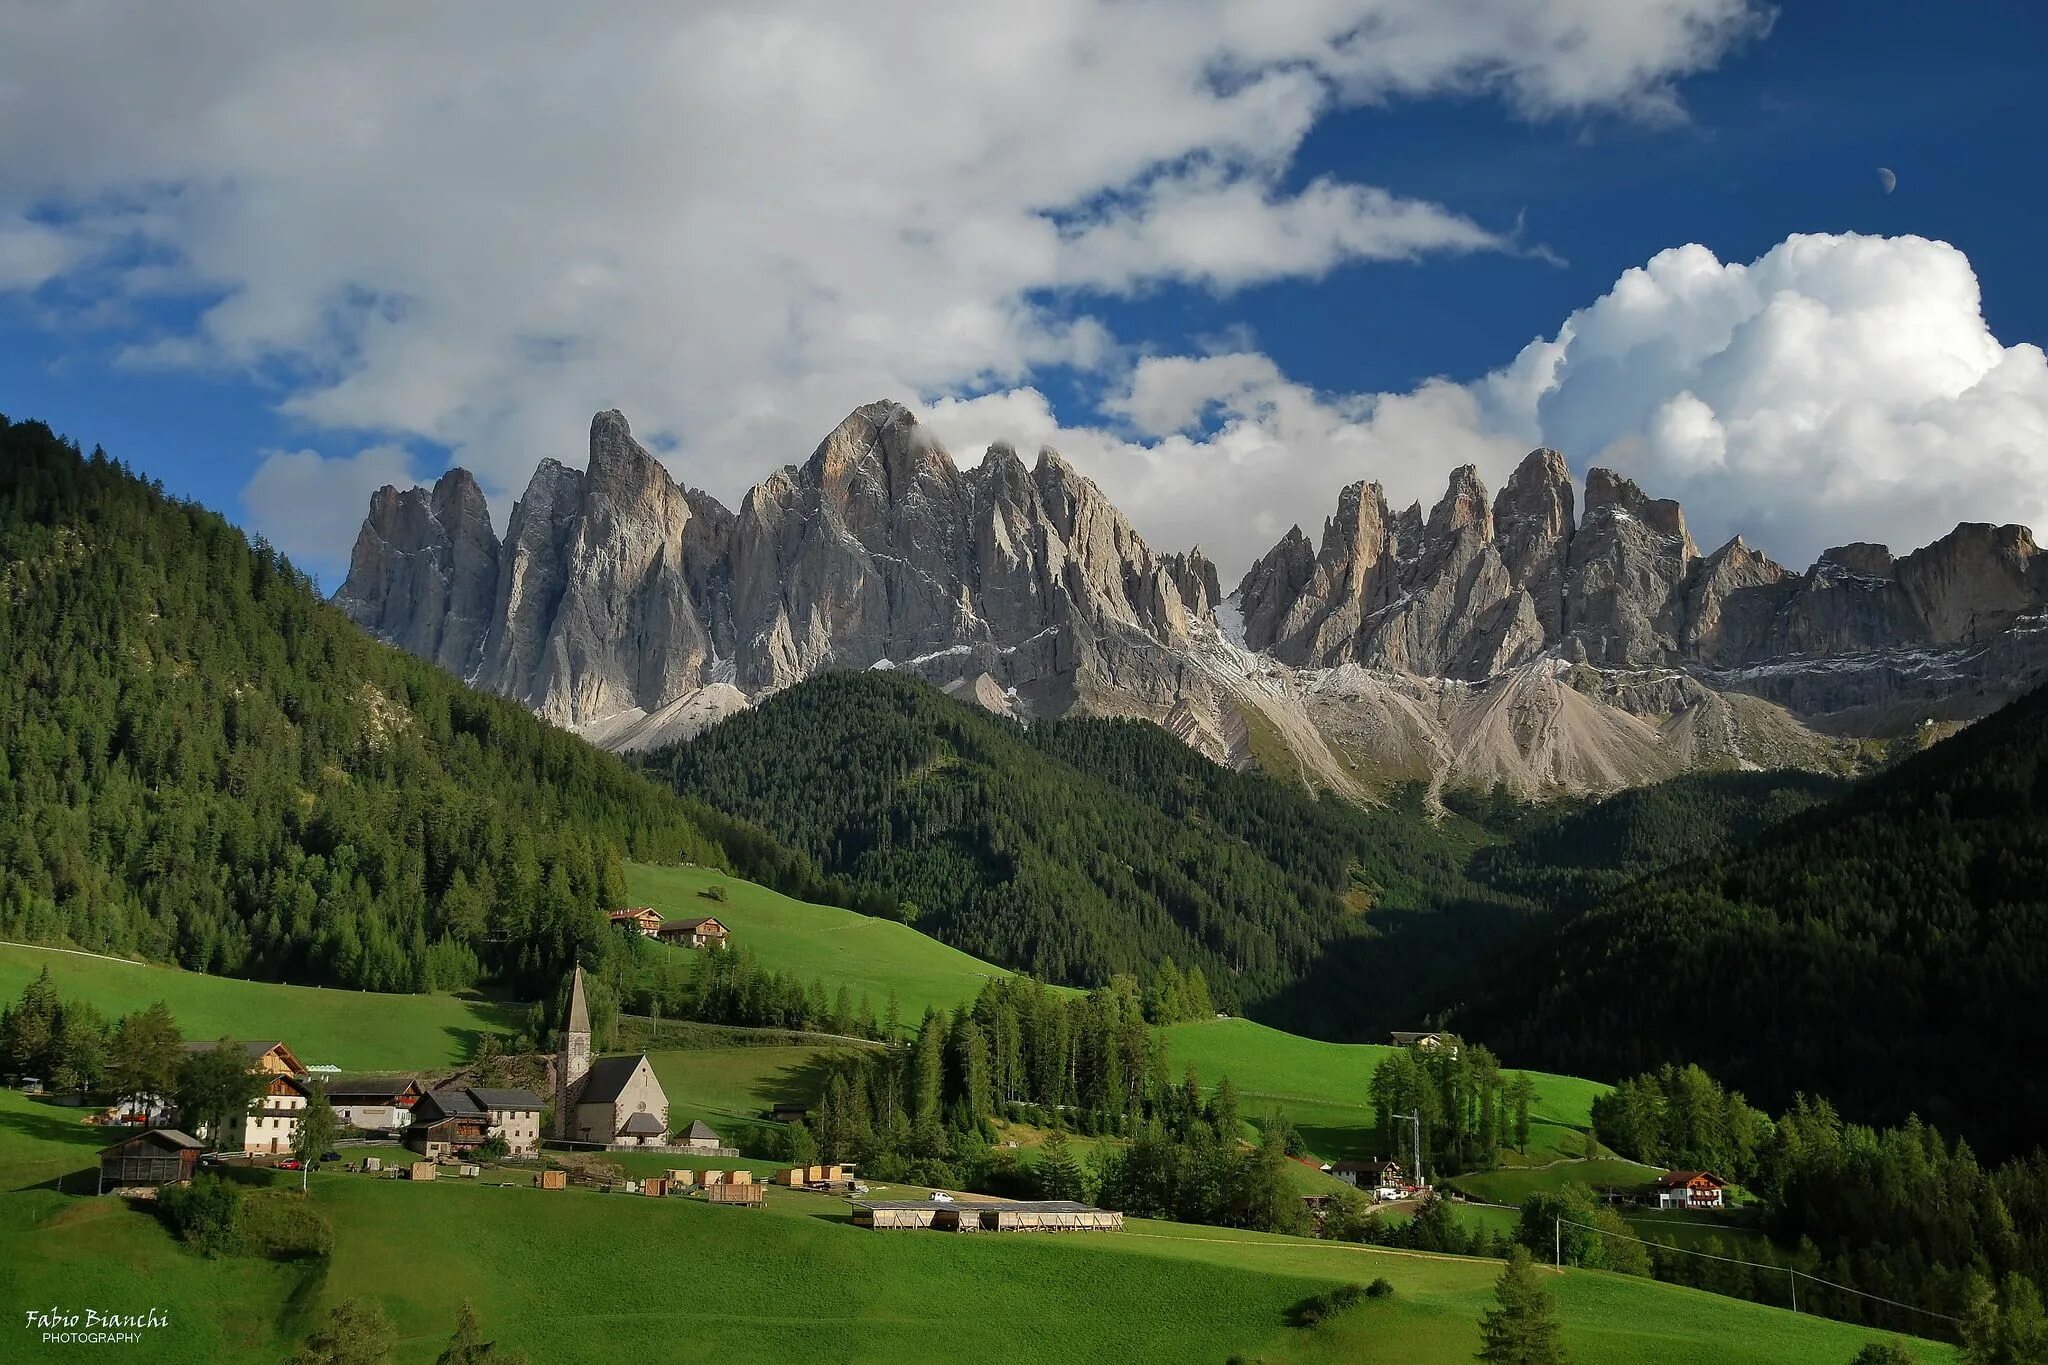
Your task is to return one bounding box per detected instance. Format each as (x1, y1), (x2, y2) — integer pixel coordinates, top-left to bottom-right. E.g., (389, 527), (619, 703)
(335, 402), (2048, 799)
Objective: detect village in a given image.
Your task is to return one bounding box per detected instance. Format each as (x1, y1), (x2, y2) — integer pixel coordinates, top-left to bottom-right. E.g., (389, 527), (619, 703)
(79, 961), (1731, 1245)
(83, 961), (1138, 1233)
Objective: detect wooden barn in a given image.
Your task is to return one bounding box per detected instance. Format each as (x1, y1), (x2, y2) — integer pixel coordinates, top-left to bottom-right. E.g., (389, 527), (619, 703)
(96, 1129), (203, 1195)
(978, 1201), (1124, 1232)
(851, 1201), (945, 1230)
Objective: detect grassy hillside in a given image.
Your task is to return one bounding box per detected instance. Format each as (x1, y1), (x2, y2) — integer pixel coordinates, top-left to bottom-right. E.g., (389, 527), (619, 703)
(1163, 1018), (1608, 1164)
(0, 943), (518, 1071)
(0, 1089), (1950, 1364)
(1459, 679), (2048, 1158)
(626, 863), (1019, 1022)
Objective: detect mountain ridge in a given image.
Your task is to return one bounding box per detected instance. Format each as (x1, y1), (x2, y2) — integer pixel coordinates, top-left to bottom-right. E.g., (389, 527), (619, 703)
(336, 402), (2048, 797)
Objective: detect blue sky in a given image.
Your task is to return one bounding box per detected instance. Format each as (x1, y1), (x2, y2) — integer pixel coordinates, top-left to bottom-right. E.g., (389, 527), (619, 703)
(2, 2), (2046, 584)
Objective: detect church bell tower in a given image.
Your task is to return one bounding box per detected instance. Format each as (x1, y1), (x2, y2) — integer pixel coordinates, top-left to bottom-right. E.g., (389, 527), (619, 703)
(555, 965), (592, 1140)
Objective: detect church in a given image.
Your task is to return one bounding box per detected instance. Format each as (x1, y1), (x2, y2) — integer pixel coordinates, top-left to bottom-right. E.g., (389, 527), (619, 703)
(554, 965), (671, 1147)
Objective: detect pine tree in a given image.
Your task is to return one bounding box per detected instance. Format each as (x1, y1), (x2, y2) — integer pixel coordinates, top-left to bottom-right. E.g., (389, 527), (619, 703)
(1478, 1246), (1568, 1365)
(1037, 1130), (1088, 1202)
(106, 1001), (185, 1109)
(291, 1297), (395, 1365)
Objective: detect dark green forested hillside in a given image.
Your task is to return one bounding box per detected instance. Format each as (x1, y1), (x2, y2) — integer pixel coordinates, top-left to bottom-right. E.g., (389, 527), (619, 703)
(0, 415), (768, 995)
(638, 671), (1527, 1014)
(1458, 681), (2048, 1158)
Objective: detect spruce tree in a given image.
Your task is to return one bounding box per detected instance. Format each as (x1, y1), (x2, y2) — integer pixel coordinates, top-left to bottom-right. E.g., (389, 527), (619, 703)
(1478, 1246), (1568, 1365)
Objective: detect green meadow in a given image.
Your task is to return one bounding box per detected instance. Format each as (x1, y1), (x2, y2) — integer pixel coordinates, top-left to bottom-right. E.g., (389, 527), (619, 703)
(1162, 1017), (1611, 1164)
(626, 863), (1026, 1021)
(0, 943), (521, 1072)
(0, 1089), (1950, 1364)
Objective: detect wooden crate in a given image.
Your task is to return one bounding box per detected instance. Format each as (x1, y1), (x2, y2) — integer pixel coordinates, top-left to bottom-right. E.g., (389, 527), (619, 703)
(535, 1170), (567, 1190)
(408, 1162), (436, 1182)
(643, 1177), (669, 1197)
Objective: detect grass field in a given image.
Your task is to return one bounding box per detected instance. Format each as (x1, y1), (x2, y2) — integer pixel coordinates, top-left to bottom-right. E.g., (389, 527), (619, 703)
(646, 1042), (875, 1143)
(0, 1088), (1951, 1364)
(1162, 1018), (1610, 1165)
(1446, 1159), (1666, 1206)
(0, 943), (522, 1072)
(626, 864), (1028, 1022)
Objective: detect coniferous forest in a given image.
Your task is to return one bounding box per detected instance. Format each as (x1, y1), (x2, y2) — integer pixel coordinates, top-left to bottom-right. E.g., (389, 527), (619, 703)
(1457, 676), (2048, 1160)
(0, 415), (771, 995)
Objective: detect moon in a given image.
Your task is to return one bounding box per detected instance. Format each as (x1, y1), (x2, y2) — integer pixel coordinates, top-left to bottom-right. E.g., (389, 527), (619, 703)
(1878, 167), (1897, 194)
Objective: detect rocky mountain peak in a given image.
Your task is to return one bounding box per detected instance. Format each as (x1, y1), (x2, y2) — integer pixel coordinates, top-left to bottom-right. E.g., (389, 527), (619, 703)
(1426, 465), (1492, 541)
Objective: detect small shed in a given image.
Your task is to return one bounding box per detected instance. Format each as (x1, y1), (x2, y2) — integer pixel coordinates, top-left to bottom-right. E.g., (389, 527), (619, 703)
(698, 1168), (727, 1186)
(407, 1161), (437, 1181)
(535, 1169), (567, 1190)
(643, 1177), (670, 1197)
(96, 1129), (203, 1195)
(668, 1168), (698, 1186)
(727, 1169), (755, 1186)
(851, 1201), (943, 1230)
(704, 1182), (763, 1207)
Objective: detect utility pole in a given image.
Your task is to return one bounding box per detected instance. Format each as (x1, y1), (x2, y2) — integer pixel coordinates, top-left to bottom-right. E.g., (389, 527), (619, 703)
(1392, 1111), (1423, 1190)
(1555, 1217), (1561, 1267)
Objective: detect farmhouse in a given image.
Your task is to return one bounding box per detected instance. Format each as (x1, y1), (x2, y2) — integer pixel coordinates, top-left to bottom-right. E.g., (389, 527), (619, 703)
(1329, 1159), (1405, 1195)
(469, 1087), (546, 1154)
(242, 1073), (311, 1155)
(608, 907), (665, 938)
(97, 1129), (203, 1195)
(554, 966), (671, 1147)
(325, 1077), (423, 1133)
(657, 916), (730, 950)
(1653, 1171), (1728, 1210)
(1389, 1031), (1459, 1058)
(407, 1088), (492, 1160)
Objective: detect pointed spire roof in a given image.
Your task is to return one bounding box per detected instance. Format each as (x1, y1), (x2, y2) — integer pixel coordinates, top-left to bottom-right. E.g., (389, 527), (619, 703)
(566, 965), (591, 1036)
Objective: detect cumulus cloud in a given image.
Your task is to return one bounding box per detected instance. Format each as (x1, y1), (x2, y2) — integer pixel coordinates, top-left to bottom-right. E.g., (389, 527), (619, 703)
(927, 233), (2048, 583)
(1491, 232), (2048, 567)
(0, 0), (1765, 568)
(242, 445), (420, 585)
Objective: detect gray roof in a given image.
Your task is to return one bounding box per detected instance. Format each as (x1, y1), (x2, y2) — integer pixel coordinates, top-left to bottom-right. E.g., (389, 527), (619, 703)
(101, 1129), (203, 1155)
(852, 1200), (1099, 1212)
(181, 1039), (284, 1058)
(619, 1111), (665, 1136)
(683, 1119), (720, 1141)
(468, 1087), (545, 1112)
(415, 1088), (487, 1122)
(577, 1054), (651, 1105)
(325, 1077), (419, 1101)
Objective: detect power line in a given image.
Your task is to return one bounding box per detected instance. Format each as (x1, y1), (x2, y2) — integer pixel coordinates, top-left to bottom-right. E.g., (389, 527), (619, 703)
(1556, 1218), (1960, 1325)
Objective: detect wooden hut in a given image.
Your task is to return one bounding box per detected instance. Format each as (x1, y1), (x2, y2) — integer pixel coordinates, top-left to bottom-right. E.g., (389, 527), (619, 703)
(407, 1161), (437, 1181)
(535, 1169), (567, 1190)
(704, 1181), (763, 1207)
(96, 1129), (203, 1195)
(978, 1201), (1123, 1232)
(698, 1168), (727, 1186)
(642, 1177), (670, 1197)
(727, 1168), (755, 1185)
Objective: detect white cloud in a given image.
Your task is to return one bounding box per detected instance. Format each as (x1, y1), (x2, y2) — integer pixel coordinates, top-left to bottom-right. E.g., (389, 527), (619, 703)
(0, 0), (1764, 566)
(1492, 232), (2048, 566)
(241, 445), (420, 582)
(0, 214), (77, 289)
(929, 232), (2048, 584)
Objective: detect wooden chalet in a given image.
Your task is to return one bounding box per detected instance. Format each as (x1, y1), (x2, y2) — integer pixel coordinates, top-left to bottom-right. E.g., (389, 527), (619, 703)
(97, 1129), (203, 1195)
(325, 1077), (424, 1133)
(608, 907), (665, 938)
(1653, 1170), (1727, 1210)
(406, 1089), (492, 1160)
(656, 915), (730, 950)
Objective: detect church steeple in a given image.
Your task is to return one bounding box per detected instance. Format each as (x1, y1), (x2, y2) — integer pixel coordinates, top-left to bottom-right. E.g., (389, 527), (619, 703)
(555, 964), (593, 1140)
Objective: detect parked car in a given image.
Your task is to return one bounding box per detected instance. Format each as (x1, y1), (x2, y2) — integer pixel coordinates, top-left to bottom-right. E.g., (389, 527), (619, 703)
(319, 1151), (341, 1163)
(928, 1191), (955, 1203)
(277, 1158), (304, 1170)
